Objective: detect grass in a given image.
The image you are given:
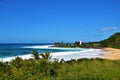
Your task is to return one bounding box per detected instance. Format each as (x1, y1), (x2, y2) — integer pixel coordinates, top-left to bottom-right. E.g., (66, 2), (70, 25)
(0, 58), (120, 80)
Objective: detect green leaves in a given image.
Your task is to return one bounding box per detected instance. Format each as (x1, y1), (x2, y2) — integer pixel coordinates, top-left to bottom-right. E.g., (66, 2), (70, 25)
(32, 50), (52, 62)
(1, 58), (120, 79)
(40, 52), (52, 62)
(32, 50), (40, 60)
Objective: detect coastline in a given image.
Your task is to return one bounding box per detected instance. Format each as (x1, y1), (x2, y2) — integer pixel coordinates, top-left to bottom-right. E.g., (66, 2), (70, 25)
(1, 45), (118, 62)
(102, 48), (120, 60)
(0, 46), (107, 62)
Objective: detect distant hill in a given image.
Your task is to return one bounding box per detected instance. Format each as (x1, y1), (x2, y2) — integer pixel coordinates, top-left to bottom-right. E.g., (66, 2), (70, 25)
(100, 32), (120, 48)
(54, 32), (120, 49)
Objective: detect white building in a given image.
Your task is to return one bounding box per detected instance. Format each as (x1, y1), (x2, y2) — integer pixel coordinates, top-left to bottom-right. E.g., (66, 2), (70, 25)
(79, 41), (82, 45)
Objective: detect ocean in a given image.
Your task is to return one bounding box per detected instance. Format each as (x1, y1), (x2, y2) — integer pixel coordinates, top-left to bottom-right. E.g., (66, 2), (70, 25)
(0, 43), (106, 62)
(0, 43), (81, 58)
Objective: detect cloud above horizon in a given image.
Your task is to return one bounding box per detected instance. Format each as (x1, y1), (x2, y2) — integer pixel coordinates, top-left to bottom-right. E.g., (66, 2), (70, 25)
(102, 26), (118, 32)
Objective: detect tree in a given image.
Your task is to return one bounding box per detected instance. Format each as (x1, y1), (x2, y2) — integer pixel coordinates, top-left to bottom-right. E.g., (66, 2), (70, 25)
(40, 52), (52, 62)
(32, 50), (40, 60)
(100, 32), (120, 48)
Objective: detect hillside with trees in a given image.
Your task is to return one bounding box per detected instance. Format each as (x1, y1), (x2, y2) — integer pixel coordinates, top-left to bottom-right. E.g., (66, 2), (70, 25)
(100, 32), (120, 48)
(55, 32), (120, 49)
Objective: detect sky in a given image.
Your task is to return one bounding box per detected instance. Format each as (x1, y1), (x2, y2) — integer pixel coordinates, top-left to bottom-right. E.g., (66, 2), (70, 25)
(0, 0), (120, 43)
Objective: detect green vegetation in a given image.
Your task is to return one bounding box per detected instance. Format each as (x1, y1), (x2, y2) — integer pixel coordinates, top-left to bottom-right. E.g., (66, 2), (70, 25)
(54, 42), (74, 47)
(0, 50), (120, 80)
(40, 52), (52, 62)
(100, 32), (120, 48)
(32, 50), (40, 59)
(55, 32), (120, 49)
(32, 50), (52, 61)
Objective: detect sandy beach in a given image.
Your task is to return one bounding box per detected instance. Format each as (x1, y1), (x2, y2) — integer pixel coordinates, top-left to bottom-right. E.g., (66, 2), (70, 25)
(103, 48), (120, 60)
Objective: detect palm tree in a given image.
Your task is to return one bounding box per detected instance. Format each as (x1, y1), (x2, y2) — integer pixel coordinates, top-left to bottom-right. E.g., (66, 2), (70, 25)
(40, 52), (52, 61)
(32, 50), (40, 60)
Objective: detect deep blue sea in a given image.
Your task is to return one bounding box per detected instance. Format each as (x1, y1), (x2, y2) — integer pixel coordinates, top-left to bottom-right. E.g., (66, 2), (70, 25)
(0, 43), (80, 58)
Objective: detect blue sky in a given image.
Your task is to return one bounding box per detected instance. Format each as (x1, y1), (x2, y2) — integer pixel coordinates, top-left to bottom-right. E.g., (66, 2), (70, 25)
(0, 0), (120, 43)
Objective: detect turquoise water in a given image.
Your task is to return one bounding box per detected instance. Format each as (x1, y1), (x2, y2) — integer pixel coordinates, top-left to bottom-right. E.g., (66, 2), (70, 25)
(0, 43), (80, 58)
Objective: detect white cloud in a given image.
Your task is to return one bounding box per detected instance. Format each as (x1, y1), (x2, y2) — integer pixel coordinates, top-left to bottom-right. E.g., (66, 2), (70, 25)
(102, 26), (118, 32)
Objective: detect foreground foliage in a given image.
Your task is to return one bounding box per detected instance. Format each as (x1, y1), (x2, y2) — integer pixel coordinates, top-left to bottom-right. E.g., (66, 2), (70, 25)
(0, 57), (120, 80)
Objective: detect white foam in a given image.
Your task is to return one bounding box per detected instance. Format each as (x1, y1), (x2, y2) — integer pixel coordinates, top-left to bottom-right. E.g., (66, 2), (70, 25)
(51, 49), (105, 61)
(21, 45), (85, 50)
(21, 45), (54, 49)
(49, 47), (86, 50)
(0, 54), (34, 62)
(0, 48), (108, 62)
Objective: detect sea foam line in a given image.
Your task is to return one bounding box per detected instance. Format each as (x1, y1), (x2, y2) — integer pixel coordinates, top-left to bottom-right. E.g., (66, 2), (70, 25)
(21, 45), (54, 49)
(0, 48), (107, 62)
(21, 45), (85, 50)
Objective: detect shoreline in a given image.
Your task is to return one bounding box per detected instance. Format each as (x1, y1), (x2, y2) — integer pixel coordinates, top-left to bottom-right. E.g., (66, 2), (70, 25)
(0, 47), (107, 62)
(102, 48), (120, 60)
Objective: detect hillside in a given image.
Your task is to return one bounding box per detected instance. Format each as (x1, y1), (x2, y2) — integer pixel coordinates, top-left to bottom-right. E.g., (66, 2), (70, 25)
(100, 32), (120, 48)
(54, 32), (120, 49)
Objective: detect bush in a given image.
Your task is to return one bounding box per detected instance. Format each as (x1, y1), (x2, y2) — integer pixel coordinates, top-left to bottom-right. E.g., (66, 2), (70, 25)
(1, 58), (120, 79)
